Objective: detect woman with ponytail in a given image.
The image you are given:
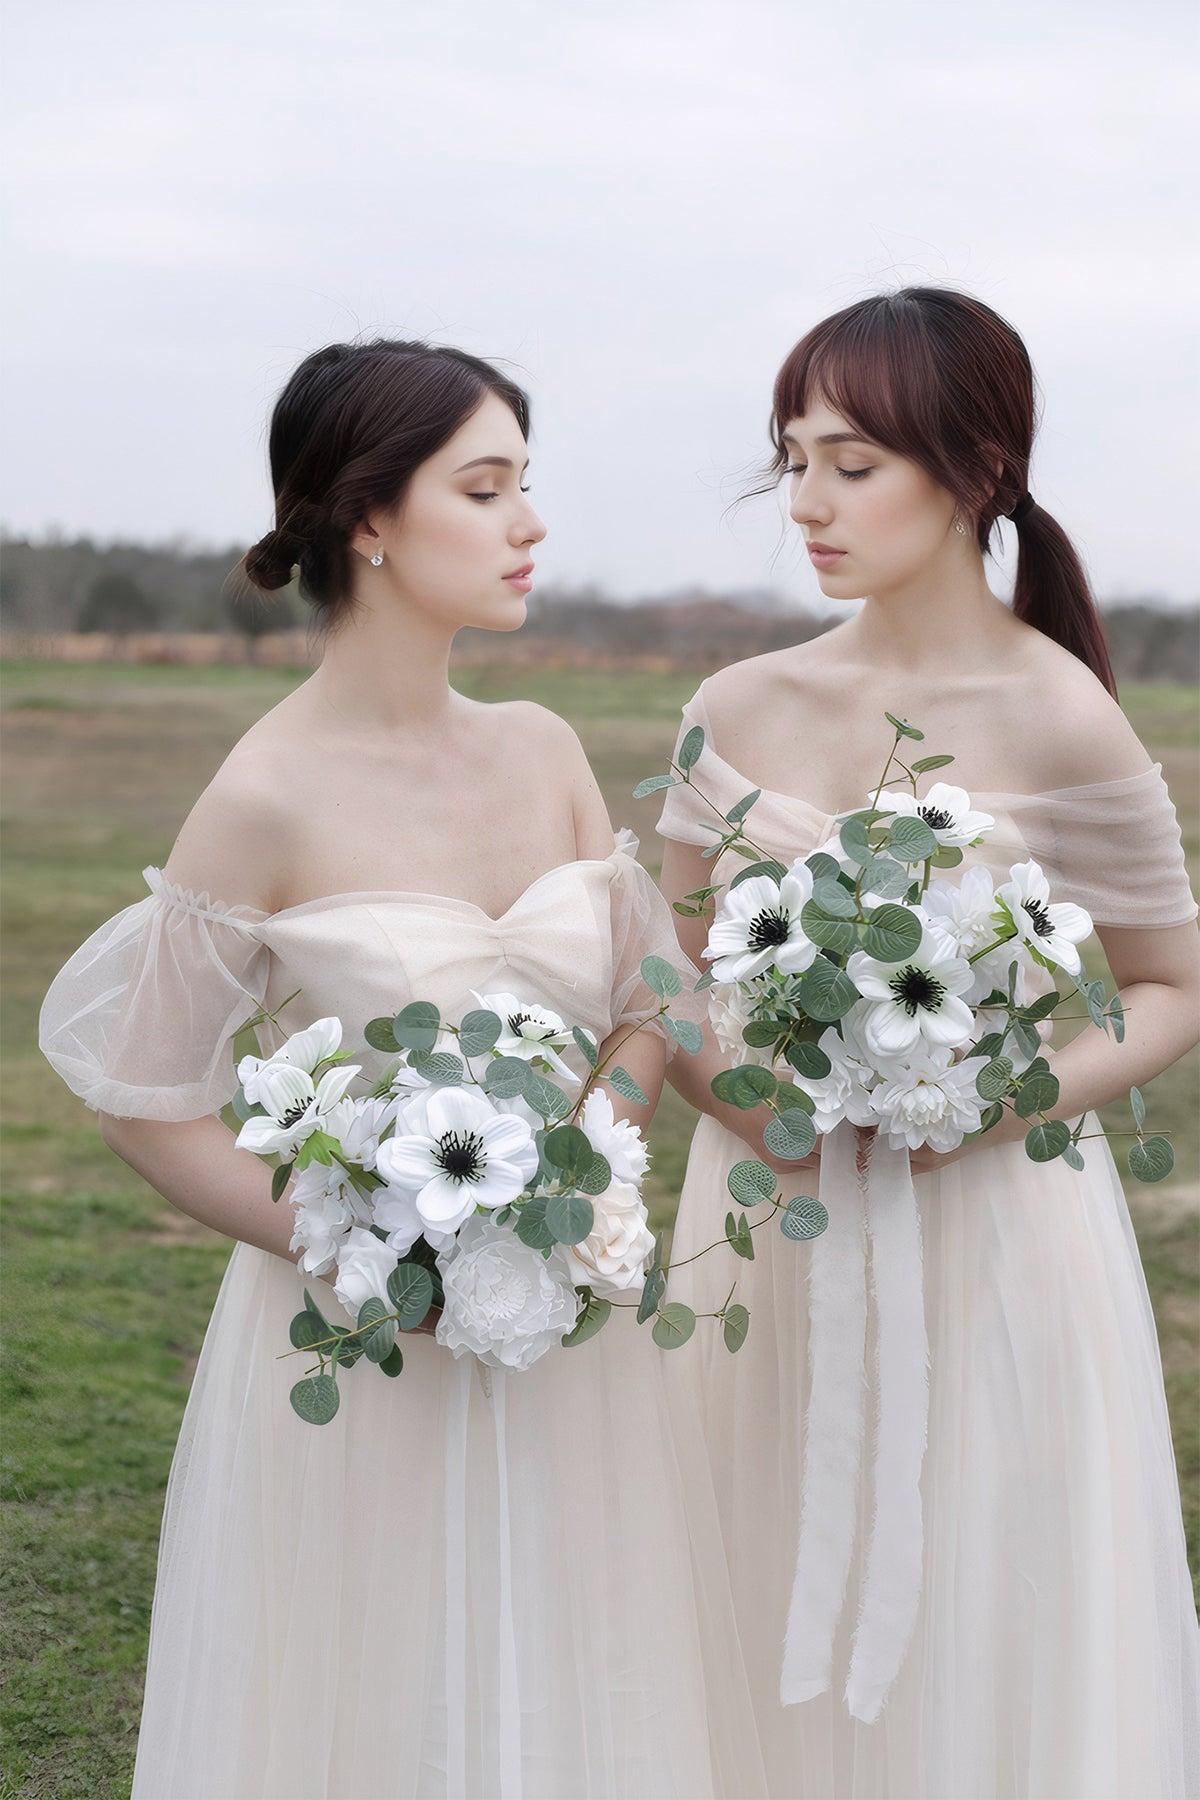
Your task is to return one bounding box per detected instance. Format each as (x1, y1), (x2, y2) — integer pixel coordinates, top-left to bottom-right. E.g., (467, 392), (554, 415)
(658, 289), (1199, 1797)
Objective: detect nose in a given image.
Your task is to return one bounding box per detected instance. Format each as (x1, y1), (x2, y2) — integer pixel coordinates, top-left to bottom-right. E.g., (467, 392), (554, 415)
(514, 499), (547, 547)
(787, 470), (833, 530)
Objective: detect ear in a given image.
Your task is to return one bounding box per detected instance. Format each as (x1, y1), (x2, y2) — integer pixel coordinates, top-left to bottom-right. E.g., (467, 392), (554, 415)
(349, 523), (382, 563)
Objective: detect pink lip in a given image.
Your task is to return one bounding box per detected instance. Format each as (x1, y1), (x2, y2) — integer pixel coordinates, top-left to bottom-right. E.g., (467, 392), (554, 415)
(807, 543), (846, 566)
(503, 564), (534, 593)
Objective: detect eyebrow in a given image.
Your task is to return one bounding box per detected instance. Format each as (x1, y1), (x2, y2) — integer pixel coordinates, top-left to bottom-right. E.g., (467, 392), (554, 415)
(782, 430), (875, 449)
(453, 455), (531, 474)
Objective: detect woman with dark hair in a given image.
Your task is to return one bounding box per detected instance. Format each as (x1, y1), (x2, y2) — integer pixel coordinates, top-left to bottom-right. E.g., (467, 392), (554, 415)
(39, 339), (765, 1798)
(658, 289), (1199, 1797)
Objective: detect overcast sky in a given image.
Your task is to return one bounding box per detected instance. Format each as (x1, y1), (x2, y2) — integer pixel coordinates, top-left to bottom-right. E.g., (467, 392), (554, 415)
(3, 0), (1197, 605)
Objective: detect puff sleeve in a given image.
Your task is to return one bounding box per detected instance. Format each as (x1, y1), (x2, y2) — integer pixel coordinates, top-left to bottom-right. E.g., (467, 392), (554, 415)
(606, 828), (705, 1050)
(1001, 766), (1198, 930)
(38, 869), (271, 1122)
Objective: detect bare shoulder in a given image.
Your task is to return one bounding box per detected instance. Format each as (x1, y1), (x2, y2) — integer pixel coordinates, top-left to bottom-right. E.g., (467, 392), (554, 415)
(698, 629), (850, 739)
(163, 711), (302, 912)
(477, 698), (612, 855)
(1019, 638), (1151, 788)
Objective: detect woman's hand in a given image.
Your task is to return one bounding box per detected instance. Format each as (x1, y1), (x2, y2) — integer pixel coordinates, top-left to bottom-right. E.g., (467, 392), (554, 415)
(906, 1108), (1026, 1176)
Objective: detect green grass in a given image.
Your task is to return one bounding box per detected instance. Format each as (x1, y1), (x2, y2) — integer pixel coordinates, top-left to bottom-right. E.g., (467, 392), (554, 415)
(2, 658), (1197, 1796)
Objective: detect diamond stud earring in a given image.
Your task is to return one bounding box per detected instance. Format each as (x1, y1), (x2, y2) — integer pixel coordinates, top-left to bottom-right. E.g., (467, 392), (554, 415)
(369, 551), (384, 567)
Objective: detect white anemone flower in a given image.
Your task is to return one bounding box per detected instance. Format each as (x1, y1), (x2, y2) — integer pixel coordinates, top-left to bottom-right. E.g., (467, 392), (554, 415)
(847, 927), (975, 1061)
(373, 1087), (539, 1235)
(235, 1060), (361, 1158)
(579, 1085), (651, 1185)
(868, 1045), (992, 1153)
(874, 783), (995, 849)
(995, 860), (1093, 978)
(470, 990), (579, 1083)
(237, 1016), (344, 1105)
(704, 863), (818, 983)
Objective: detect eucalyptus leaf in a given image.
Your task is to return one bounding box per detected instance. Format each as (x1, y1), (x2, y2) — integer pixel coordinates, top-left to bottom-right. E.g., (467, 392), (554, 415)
(1129, 1085), (1146, 1131)
(861, 903), (922, 963)
(378, 1342), (405, 1377)
(884, 712), (924, 740)
(978, 1102), (1004, 1133)
(356, 1297), (397, 1363)
(887, 814), (938, 862)
(711, 1065), (777, 1109)
(1011, 1020), (1041, 1062)
(364, 1015), (401, 1053)
(1022, 991), (1062, 1022)
(858, 855), (911, 899)
(289, 1309), (328, 1351)
(1085, 980), (1108, 1032)
(839, 816), (875, 869)
(910, 753), (955, 774)
(572, 1026), (599, 1067)
(811, 878), (858, 919)
(731, 859), (789, 889)
(608, 1066), (649, 1108)
(271, 1163), (294, 1204)
(514, 1195), (556, 1251)
(1061, 1143), (1086, 1172)
(722, 1302), (750, 1353)
(546, 1190), (595, 1246)
(804, 852), (843, 882)
(408, 1050), (464, 1086)
(1025, 1120), (1071, 1163)
(1015, 1072), (1060, 1117)
(632, 773), (677, 798)
(562, 1293), (611, 1347)
(485, 1056), (534, 1100)
(578, 1152), (613, 1195)
(763, 1110), (817, 1160)
(652, 1302), (696, 1349)
(727, 1158), (777, 1207)
(726, 789), (762, 826)
(290, 1374), (340, 1426)
(798, 958), (860, 1022)
(1128, 1136), (1174, 1183)
(543, 1124), (594, 1179)
(780, 1197), (829, 1241)
(785, 1040), (832, 1080)
(642, 954), (683, 998)
(800, 902), (857, 954)
(386, 1261), (434, 1330)
(392, 1001), (440, 1052)
(931, 845), (964, 869)
(459, 1009), (502, 1057)
(677, 725), (705, 771)
(664, 1016), (703, 1055)
(637, 1263), (666, 1324)
(975, 1056), (1014, 1101)
(524, 1069), (573, 1118)
(1108, 996), (1126, 1043)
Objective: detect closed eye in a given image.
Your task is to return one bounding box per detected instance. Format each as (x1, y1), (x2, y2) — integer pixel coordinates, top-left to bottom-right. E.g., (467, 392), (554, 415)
(784, 463), (871, 481)
(468, 486), (533, 503)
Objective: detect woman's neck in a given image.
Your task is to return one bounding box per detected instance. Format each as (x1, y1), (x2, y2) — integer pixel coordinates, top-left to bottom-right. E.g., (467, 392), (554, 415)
(841, 557), (1024, 679)
(307, 590), (460, 732)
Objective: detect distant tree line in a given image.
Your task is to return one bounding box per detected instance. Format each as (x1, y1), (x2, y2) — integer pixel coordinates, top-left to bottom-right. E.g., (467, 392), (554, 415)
(1, 533), (1196, 682)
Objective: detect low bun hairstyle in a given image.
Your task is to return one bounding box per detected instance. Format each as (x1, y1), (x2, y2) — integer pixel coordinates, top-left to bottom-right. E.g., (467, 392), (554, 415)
(767, 288), (1117, 696)
(242, 339), (531, 629)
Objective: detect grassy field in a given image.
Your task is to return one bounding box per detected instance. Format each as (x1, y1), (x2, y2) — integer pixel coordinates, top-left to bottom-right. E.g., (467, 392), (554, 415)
(2, 659), (1197, 1798)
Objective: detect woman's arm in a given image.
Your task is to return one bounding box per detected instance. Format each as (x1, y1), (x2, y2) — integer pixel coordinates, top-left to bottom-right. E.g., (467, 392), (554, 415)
(658, 836), (821, 1173)
(909, 916), (1200, 1173)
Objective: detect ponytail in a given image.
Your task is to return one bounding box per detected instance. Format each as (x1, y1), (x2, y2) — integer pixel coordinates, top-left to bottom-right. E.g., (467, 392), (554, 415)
(1010, 504), (1117, 699)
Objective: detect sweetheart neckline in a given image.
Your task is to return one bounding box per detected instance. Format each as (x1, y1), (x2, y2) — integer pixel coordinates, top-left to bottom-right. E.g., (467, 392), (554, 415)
(142, 840), (634, 932)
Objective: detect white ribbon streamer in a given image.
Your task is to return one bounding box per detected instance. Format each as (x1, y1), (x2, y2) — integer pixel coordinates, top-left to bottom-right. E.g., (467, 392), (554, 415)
(780, 1121), (929, 1724)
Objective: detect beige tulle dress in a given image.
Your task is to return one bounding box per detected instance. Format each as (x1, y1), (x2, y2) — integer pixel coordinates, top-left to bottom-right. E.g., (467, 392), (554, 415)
(658, 681), (1199, 1800)
(39, 829), (767, 1800)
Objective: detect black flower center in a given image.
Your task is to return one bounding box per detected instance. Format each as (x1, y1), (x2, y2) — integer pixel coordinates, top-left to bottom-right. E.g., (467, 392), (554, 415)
(919, 805), (953, 831)
(436, 1129), (486, 1183)
(280, 1098), (312, 1129)
(890, 966), (946, 1014)
(507, 1011), (534, 1035)
(1023, 898), (1055, 938)
(748, 909), (792, 951)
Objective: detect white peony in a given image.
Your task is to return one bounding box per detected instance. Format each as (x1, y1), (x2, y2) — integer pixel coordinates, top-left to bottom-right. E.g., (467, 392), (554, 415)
(707, 980), (775, 1069)
(923, 865), (1003, 962)
(322, 1093), (397, 1172)
(705, 863), (819, 983)
(332, 1225), (399, 1315)
(873, 783), (995, 850)
(792, 1016), (879, 1133)
(238, 1016), (343, 1105)
(374, 1086), (539, 1235)
(847, 925), (975, 1061)
(579, 1086), (650, 1185)
(562, 1177), (655, 1296)
(996, 860), (1093, 979)
(288, 1165), (357, 1276)
(435, 1214), (581, 1372)
(470, 990), (579, 1083)
(867, 1046), (992, 1153)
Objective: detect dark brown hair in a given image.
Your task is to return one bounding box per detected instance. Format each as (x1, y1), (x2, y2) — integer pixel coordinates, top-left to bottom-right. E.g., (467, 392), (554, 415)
(768, 287), (1116, 695)
(243, 339), (530, 629)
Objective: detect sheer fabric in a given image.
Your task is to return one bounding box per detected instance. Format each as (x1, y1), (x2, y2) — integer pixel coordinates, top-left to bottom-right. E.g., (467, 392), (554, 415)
(657, 680), (1199, 1799)
(39, 830), (764, 1800)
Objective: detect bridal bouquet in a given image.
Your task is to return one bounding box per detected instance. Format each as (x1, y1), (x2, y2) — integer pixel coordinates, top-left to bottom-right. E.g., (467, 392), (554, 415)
(230, 965), (701, 1425)
(633, 711), (1174, 1314)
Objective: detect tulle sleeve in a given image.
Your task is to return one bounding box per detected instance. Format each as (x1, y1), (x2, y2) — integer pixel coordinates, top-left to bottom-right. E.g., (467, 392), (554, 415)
(38, 868), (271, 1122)
(656, 684), (739, 849)
(1002, 764), (1198, 929)
(607, 828), (705, 1051)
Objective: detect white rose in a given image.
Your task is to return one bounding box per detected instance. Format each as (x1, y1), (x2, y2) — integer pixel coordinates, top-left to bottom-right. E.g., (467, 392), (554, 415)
(333, 1226), (399, 1315)
(867, 1046), (991, 1153)
(288, 1163), (358, 1275)
(435, 1215), (581, 1372)
(707, 981), (774, 1068)
(579, 1087), (650, 1185)
(562, 1178), (655, 1296)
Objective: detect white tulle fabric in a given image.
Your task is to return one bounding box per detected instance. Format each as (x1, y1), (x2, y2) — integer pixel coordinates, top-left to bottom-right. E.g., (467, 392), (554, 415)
(38, 830), (765, 1800)
(658, 682), (1200, 1798)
